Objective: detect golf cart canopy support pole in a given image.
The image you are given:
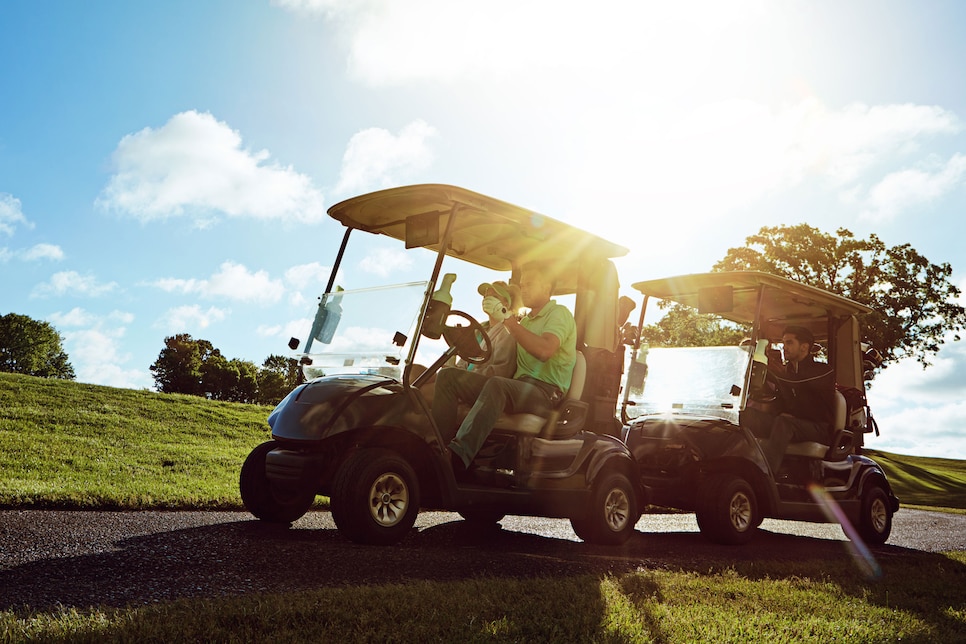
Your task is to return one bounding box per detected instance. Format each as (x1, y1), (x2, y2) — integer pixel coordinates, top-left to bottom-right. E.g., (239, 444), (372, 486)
(304, 227), (352, 356)
(402, 201), (461, 389)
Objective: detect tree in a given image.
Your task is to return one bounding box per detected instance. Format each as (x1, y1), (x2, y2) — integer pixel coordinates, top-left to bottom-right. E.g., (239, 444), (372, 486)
(0, 313), (75, 379)
(713, 224), (965, 369)
(256, 354), (302, 405)
(204, 357), (259, 403)
(150, 334), (220, 395)
(640, 304), (748, 348)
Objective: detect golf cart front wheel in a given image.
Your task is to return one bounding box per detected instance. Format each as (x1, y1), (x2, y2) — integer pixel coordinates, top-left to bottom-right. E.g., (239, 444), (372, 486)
(331, 447), (420, 545)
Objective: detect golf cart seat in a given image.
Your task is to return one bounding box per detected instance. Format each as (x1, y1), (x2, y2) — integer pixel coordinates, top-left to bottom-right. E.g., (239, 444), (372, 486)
(490, 351), (589, 440)
(785, 389), (853, 460)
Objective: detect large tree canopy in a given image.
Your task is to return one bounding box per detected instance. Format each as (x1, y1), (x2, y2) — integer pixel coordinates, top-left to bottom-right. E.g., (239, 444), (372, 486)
(713, 224), (964, 369)
(0, 313), (75, 379)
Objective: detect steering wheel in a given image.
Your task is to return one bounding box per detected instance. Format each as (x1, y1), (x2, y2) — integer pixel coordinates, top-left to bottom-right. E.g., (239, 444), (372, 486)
(441, 310), (493, 365)
(748, 364), (780, 403)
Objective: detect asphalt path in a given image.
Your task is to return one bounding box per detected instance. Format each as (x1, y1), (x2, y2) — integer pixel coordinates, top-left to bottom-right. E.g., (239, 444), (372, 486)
(0, 508), (963, 611)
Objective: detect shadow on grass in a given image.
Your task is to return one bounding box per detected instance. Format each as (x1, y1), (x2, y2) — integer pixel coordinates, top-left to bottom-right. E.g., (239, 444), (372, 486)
(1, 513), (963, 639)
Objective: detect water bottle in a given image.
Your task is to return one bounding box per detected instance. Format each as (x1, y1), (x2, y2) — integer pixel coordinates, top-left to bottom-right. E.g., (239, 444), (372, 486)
(422, 273), (456, 339)
(316, 286), (344, 344)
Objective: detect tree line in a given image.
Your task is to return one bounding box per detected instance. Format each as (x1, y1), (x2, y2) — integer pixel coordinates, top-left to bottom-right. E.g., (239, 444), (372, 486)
(148, 333), (303, 405)
(0, 313), (301, 405)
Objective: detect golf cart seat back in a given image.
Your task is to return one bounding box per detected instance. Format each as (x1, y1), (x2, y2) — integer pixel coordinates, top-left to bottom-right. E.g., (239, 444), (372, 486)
(490, 351), (589, 440)
(785, 390), (853, 460)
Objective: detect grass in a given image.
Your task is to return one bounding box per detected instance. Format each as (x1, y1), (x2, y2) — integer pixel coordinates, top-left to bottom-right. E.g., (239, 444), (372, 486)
(865, 449), (966, 511)
(2, 552), (965, 642)
(2, 371), (965, 641)
(3, 372), (966, 513)
(0, 372), (275, 510)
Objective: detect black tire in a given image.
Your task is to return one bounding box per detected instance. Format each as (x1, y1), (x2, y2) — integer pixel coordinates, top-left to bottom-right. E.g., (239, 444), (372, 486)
(570, 471), (638, 545)
(458, 507), (506, 525)
(695, 474), (758, 545)
(857, 484), (892, 545)
(240, 440), (316, 523)
(331, 448), (420, 545)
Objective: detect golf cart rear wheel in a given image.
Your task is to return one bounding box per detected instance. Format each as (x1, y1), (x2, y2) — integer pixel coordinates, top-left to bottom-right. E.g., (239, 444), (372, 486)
(857, 484), (892, 545)
(240, 440), (316, 523)
(570, 471), (638, 545)
(331, 448), (420, 545)
(696, 474), (758, 545)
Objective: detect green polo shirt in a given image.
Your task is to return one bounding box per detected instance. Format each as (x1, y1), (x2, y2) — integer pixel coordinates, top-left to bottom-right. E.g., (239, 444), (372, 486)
(515, 300), (577, 393)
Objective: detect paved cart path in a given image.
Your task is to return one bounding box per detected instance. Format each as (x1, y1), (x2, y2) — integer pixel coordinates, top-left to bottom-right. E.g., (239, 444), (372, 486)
(1, 509), (963, 610)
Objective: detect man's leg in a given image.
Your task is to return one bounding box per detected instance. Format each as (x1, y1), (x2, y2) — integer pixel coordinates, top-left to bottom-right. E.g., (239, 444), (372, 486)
(449, 377), (552, 467)
(431, 367), (490, 444)
(763, 414), (828, 474)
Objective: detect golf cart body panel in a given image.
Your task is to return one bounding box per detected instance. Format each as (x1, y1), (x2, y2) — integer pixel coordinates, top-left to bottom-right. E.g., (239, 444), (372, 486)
(244, 184), (642, 545)
(623, 271), (898, 544)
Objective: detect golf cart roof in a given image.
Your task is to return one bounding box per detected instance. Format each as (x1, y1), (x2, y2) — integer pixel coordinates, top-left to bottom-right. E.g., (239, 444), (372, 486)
(631, 271), (873, 340)
(327, 184), (629, 284)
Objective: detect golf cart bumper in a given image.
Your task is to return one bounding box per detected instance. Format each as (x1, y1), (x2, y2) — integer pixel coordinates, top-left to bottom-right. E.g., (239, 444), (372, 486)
(264, 447), (331, 489)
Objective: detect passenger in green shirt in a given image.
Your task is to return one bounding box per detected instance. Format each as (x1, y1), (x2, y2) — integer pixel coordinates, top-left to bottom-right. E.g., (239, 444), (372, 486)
(432, 264), (577, 471)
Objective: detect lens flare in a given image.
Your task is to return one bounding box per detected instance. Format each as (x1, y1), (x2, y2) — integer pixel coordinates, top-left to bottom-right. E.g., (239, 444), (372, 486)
(808, 483), (882, 580)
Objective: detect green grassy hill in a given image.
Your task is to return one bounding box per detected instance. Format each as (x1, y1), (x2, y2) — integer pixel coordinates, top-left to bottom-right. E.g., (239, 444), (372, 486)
(0, 372), (273, 509)
(1, 371), (964, 511)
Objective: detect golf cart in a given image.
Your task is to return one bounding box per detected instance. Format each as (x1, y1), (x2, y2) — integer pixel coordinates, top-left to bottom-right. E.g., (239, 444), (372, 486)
(622, 272), (899, 545)
(240, 184), (643, 545)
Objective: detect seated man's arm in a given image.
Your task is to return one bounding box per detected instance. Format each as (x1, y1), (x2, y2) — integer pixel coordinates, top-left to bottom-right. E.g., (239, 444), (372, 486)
(504, 317), (560, 362)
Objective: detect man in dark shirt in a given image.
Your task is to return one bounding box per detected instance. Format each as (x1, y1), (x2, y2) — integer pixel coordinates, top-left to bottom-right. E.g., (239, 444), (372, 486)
(742, 325), (836, 474)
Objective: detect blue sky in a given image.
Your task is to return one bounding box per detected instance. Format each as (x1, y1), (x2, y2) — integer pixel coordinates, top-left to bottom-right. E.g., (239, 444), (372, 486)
(2, 1), (964, 458)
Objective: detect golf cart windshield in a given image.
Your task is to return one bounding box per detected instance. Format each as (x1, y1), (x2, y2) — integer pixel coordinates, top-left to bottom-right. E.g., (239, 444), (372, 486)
(624, 346), (748, 424)
(300, 282), (429, 380)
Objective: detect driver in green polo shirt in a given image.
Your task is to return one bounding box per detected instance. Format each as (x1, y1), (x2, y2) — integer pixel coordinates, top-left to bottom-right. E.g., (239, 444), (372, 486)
(432, 263), (577, 471)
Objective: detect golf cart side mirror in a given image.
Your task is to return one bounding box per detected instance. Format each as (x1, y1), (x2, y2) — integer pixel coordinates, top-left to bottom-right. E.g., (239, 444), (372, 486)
(288, 337), (300, 350)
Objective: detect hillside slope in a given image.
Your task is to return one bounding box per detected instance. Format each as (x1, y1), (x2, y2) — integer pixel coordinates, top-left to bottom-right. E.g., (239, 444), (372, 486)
(0, 372), (272, 509)
(1, 372), (964, 511)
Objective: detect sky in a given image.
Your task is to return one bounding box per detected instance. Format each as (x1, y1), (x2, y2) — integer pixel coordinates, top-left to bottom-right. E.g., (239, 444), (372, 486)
(2, 0), (964, 458)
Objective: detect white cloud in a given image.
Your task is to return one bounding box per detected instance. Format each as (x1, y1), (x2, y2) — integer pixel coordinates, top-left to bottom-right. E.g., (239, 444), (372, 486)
(47, 310), (152, 389)
(48, 307), (96, 328)
(156, 305), (229, 332)
(20, 243), (65, 261)
(31, 271), (118, 298)
(0, 193), (31, 236)
(97, 110), (327, 225)
(0, 243), (65, 263)
(151, 261), (284, 304)
(334, 120), (437, 196)
(284, 261), (331, 289)
(860, 153), (966, 222)
(863, 336), (966, 459)
(258, 317), (312, 345)
(359, 247), (413, 277)
(271, 0), (352, 17)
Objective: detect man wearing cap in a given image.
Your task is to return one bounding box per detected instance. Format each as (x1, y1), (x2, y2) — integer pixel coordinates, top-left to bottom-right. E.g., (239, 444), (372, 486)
(741, 325), (836, 475)
(432, 264), (576, 473)
(456, 280), (520, 378)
